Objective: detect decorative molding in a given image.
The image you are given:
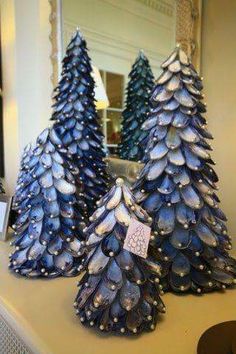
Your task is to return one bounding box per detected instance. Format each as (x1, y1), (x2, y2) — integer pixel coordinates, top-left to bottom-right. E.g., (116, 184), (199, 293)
(49, 0), (63, 88)
(135, 0), (174, 16)
(49, 0), (180, 87)
(63, 20), (165, 70)
(175, 0), (202, 71)
(49, 0), (177, 85)
(99, 0), (175, 30)
(49, 0), (202, 85)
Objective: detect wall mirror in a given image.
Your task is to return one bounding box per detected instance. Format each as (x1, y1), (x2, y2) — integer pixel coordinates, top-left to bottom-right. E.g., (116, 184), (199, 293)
(50, 0), (201, 161)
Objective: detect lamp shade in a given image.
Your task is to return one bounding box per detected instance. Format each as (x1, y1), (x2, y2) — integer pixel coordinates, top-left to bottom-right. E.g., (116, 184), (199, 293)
(91, 65), (109, 110)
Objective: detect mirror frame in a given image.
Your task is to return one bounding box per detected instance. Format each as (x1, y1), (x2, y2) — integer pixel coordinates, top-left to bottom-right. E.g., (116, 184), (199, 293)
(49, 0), (202, 89)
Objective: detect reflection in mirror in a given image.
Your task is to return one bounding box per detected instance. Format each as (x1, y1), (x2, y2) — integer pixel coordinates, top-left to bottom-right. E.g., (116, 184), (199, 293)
(100, 71), (124, 154)
(61, 0), (176, 159)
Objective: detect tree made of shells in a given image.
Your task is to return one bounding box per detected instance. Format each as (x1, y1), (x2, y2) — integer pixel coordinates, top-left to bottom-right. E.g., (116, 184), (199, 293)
(133, 46), (236, 294)
(74, 178), (165, 335)
(119, 51), (154, 162)
(15, 143), (35, 190)
(51, 29), (109, 215)
(9, 144), (34, 228)
(10, 127), (87, 278)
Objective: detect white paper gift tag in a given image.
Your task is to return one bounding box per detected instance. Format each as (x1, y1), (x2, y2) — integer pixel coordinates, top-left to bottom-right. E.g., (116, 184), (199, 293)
(124, 218), (151, 259)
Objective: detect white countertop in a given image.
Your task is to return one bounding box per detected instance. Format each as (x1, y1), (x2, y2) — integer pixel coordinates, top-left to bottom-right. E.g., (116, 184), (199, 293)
(1, 241), (236, 354)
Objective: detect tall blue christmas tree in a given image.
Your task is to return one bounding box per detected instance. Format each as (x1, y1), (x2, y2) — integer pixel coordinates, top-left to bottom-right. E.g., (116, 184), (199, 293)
(119, 51), (154, 161)
(10, 127), (86, 278)
(133, 46), (236, 293)
(74, 178), (165, 335)
(51, 29), (109, 215)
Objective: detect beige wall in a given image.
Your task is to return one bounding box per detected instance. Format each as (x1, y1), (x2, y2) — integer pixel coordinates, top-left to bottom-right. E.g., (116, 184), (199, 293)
(201, 0), (236, 245)
(0, 0), (52, 194)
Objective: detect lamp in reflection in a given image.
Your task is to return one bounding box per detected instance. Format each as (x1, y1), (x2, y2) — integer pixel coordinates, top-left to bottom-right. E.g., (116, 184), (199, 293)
(91, 65), (109, 110)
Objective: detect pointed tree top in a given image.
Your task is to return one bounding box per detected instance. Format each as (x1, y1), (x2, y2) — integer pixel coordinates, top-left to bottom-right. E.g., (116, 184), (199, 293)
(138, 49), (148, 61)
(115, 177), (124, 186)
(67, 28), (85, 48)
(138, 48), (144, 55)
(161, 45), (189, 69)
(90, 179), (152, 231)
(73, 26), (83, 38)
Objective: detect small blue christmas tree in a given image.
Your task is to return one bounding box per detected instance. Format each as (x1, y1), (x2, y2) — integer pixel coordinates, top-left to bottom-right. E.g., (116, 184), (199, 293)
(74, 178), (165, 335)
(10, 127), (86, 278)
(119, 51), (154, 161)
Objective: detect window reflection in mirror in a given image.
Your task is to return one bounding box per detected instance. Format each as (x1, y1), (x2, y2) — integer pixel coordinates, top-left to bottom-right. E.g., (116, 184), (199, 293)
(99, 71), (124, 155)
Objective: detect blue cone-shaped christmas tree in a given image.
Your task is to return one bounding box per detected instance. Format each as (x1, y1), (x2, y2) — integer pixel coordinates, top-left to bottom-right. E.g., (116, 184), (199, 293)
(51, 29), (109, 215)
(119, 51), (154, 161)
(16, 143), (34, 187)
(9, 144), (34, 227)
(74, 178), (165, 335)
(10, 127), (86, 278)
(133, 46), (236, 294)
